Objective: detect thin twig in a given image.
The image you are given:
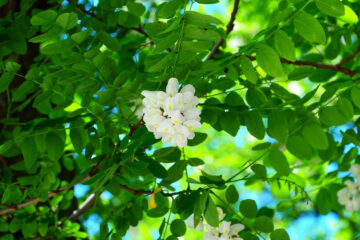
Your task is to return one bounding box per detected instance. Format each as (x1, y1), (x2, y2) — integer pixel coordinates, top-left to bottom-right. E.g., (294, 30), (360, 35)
(245, 55), (357, 78)
(206, 0), (240, 61)
(0, 119), (145, 216)
(337, 46), (360, 66)
(67, 0), (150, 39)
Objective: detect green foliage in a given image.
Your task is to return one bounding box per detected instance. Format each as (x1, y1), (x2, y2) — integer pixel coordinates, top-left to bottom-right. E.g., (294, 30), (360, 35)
(240, 199), (258, 218)
(1, 0), (360, 239)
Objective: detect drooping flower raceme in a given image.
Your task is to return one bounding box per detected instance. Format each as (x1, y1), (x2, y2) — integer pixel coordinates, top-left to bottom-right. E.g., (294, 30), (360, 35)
(141, 78), (201, 147)
(188, 207), (244, 240)
(337, 164), (360, 212)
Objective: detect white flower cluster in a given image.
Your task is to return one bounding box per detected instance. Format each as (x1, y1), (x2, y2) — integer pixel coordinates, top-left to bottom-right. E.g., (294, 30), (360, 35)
(337, 164), (360, 212)
(141, 78), (201, 147)
(187, 207), (244, 240)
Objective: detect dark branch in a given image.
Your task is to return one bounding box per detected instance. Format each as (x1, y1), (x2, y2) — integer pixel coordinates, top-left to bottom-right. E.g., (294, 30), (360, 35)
(0, 119), (145, 216)
(129, 118), (144, 136)
(206, 0), (240, 61)
(67, 0), (150, 39)
(337, 45), (360, 67)
(245, 55), (357, 78)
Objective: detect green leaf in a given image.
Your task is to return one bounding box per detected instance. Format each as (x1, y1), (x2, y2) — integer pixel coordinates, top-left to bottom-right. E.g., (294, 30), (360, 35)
(268, 149), (290, 176)
(339, 5), (358, 24)
(316, 188), (332, 215)
(181, 40), (212, 52)
(256, 44), (283, 77)
(56, 12), (78, 30)
(188, 132), (208, 146)
(9, 217), (22, 233)
(220, 112), (240, 137)
(153, 147), (181, 163)
(21, 220), (37, 238)
(148, 160), (168, 178)
(319, 106), (348, 126)
(184, 24), (220, 42)
(239, 56), (258, 84)
(246, 88), (268, 107)
(5, 62), (21, 72)
(351, 87), (360, 108)
(267, 110), (288, 143)
(315, 0), (345, 17)
(0, 0), (7, 8)
(0, 140), (13, 155)
(273, 30), (296, 62)
(270, 229), (290, 240)
(244, 111), (265, 139)
(251, 164), (267, 179)
(0, 221), (8, 233)
(337, 97), (353, 120)
(1, 185), (12, 203)
(147, 53), (173, 72)
(225, 92), (245, 106)
(21, 137), (38, 170)
(225, 185), (239, 204)
(184, 11), (222, 26)
(162, 160), (187, 184)
(97, 31), (122, 51)
(127, 1), (145, 17)
(302, 124), (329, 150)
(71, 28), (93, 44)
(153, 31), (178, 54)
(319, 98), (354, 126)
(204, 196), (219, 227)
(188, 158), (205, 166)
(40, 40), (73, 56)
(288, 66), (315, 80)
(70, 128), (88, 153)
(31, 10), (57, 26)
(29, 28), (61, 43)
(196, 0), (219, 3)
(157, 0), (182, 19)
(38, 222), (48, 237)
(294, 12), (326, 44)
(170, 219), (186, 237)
(253, 216), (274, 233)
(0, 72), (15, 93)
(46, 132), (65, 161)
(286, 135), (313, 159)
(240, 199), (258, 218)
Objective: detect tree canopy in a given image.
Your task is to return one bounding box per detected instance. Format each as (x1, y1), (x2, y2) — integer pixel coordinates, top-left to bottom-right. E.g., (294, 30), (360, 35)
(0, 0), (360, 239)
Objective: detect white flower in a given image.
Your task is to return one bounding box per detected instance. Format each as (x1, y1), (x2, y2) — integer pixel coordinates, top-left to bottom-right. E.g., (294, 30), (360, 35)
(166, 77), (179, 97)
(141, 78), (202, 147)
(203, 232), (219, 240)
(217, 207), (225, 221)
(350, 164), (360, 180)
(345, 180), (359, 194)
(181, 84), (195, 94)
(187, 215), (204, 232)
(337, 185), (360, 212)
(202, 220), (244, 240)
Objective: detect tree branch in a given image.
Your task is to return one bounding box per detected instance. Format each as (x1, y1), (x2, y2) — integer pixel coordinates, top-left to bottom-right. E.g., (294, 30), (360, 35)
(337, 45), (360, 67)
(245, 55), (357, 78)
(0, 175), (91, 215)
(206, 0), (240, 61)
(0, 119), (145, 216)
(67, 0), (150, 39)
(67, 193), (97, 221)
